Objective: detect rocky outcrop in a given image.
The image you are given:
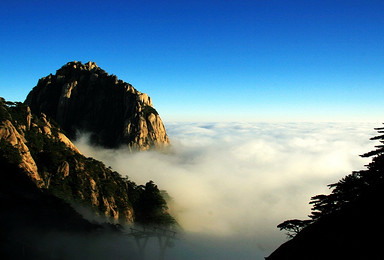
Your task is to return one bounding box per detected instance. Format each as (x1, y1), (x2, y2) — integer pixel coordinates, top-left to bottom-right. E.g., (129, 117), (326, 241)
(0, 119), (43, 187)
(25, 61), (169, 150)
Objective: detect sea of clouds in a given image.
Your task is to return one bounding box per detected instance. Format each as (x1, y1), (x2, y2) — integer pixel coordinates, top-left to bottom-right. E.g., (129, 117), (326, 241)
(74, 121), (379, 259)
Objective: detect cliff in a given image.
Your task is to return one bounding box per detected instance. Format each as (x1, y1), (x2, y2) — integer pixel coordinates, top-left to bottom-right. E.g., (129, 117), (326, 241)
(0, 98), (175, 225)
(25, 61), (169, 150)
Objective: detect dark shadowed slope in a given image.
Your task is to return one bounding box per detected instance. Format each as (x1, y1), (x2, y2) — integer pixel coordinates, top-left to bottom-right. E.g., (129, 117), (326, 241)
(0, 151), (140, 260)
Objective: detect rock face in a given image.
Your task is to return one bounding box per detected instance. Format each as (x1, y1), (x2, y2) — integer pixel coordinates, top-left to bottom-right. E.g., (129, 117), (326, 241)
(0, 116), (43, 187)
(25, 61), (169, 150)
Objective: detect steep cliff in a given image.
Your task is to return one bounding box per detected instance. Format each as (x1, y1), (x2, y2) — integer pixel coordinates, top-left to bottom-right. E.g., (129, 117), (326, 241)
(0, 98), (175, 225)
(25, 61), (169, 150)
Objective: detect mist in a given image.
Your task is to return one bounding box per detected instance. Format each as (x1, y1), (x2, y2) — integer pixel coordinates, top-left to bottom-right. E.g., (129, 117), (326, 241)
(74, 122), (378, 259)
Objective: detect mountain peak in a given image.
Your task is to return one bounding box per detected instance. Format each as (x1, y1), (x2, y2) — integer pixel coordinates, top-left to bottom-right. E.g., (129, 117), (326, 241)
(25, 61), (169, 150)
(60, 60), (98, 71)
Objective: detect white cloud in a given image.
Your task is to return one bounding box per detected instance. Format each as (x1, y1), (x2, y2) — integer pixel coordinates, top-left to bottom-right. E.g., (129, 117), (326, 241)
(74, 121), (378, 258)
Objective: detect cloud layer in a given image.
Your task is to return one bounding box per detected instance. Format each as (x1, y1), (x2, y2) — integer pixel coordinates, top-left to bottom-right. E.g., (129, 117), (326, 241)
(74, 121), (378, 258)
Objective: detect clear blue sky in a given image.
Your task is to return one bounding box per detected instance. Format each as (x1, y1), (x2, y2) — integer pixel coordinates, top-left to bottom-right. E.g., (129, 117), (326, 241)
(1, 0), (383, 122)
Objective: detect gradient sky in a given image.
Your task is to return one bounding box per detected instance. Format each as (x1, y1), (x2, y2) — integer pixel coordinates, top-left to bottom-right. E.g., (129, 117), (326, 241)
(1, 0), (383, 122)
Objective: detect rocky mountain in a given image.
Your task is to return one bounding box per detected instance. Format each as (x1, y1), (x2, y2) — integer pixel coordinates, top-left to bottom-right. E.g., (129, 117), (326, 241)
(0, 98), (175, 226)
(25, 61), (169, 150)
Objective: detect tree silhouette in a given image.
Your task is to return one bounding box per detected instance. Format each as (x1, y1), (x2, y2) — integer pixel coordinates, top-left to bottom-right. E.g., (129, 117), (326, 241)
(133, 181), (176, 226)
(277, 219), (311, 238)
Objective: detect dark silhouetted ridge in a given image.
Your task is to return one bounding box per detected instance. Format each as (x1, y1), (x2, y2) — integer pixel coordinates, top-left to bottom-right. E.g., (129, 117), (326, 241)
(267, 124), (384, 260)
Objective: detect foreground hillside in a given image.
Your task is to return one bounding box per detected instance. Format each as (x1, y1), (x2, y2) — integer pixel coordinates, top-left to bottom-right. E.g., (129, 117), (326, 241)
(0, 98), (175, 226)
(0, 155), (114, 259)
(267, 125), (384, 259)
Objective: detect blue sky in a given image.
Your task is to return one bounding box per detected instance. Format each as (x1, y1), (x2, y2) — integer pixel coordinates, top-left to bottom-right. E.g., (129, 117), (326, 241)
(1, 0), (383, 122)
